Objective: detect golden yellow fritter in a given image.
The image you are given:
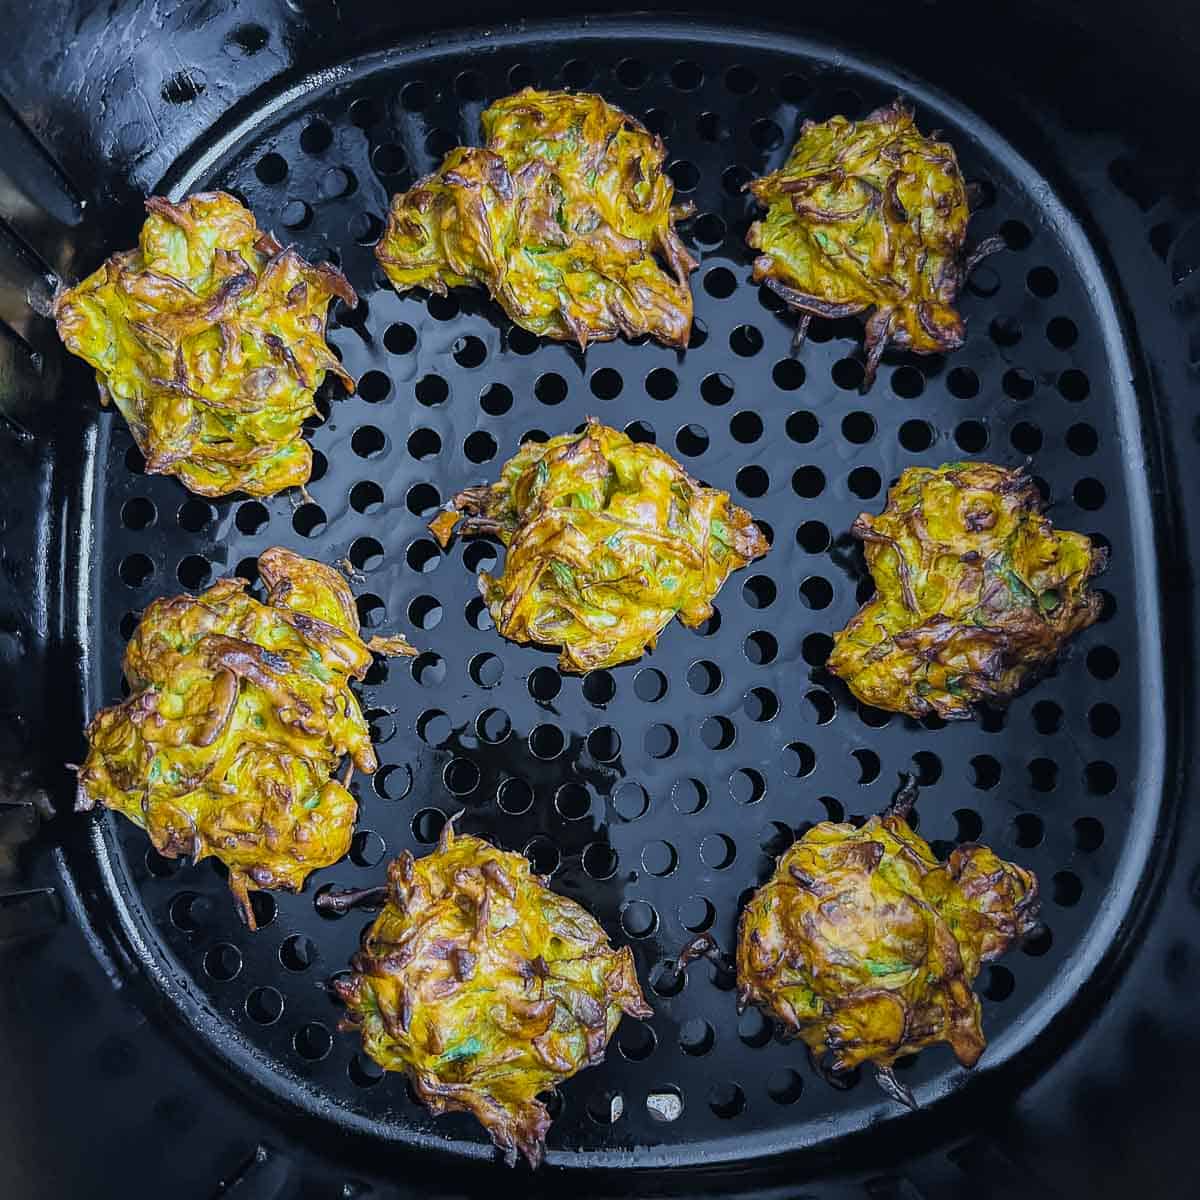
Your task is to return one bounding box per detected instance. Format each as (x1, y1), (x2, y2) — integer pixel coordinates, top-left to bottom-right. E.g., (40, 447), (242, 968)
(54, 191), (355, 497)
(375, 88), (696, 347)
(429, 420), (768, 671)
(76, 547), (415, 925)
(737, 779), (1039, 1101)
(747, 100), (1003, 388)
(333, 822), (651, 1167)
(828, 462), (1107, 719)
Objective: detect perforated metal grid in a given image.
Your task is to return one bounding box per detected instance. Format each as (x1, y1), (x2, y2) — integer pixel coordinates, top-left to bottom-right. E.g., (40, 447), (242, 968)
(80, 26), (1156, 1169)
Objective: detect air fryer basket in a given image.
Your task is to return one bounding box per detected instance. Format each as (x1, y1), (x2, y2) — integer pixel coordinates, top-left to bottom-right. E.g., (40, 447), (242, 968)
(1, 3), (1197, 1199)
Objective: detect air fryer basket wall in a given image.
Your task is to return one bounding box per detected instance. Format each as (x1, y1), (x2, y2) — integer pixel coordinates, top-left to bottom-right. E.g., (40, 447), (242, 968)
(1, 3), (1197, 1199)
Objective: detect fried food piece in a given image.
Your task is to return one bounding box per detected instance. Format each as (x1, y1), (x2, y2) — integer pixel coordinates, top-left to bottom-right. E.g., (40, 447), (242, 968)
(75, 547), (415, 924)
(375, 88), (696, 347)
(747, 100), (1003, 389)
(54, 191), (355, 497)
(333, 822), (651, 1167)
(736, 778), (1039, 1100)
(429, 420), (768, 671)
(828, 462), (1107, 719)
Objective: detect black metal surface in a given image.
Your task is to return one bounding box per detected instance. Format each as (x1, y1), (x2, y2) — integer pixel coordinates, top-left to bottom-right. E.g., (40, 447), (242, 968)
(1, 4), (1198, 1200)
(83, 23), (1162, 1167)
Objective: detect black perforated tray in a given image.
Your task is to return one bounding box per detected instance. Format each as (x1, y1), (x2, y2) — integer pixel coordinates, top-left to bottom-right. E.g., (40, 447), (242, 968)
(79, 21), (1162, 1170)
(1, 7), (1197, 1200)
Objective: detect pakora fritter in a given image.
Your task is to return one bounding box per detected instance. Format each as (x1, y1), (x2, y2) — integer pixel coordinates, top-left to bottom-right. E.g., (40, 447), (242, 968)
(429, 420), (769, 671)
(747, 100), (1003, 389)
(737, 777), (1039, 1101)
(75, 547), (414, 925)
(334, 822), (651, 1167)
(375, 88), (697, 347)
(54, 191), (355, 497)
(828, 462), (1107, 719)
